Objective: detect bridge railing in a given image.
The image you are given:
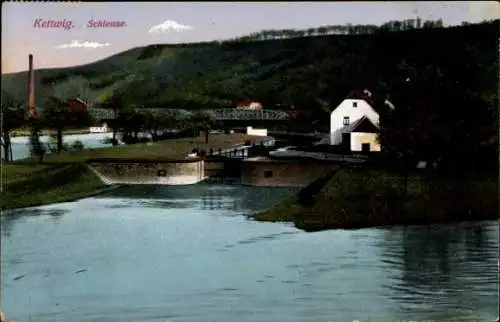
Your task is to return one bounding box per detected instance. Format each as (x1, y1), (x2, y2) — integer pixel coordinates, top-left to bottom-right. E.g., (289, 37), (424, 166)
(210, 109), (290, 120)
(87, 107), (292, 121)
(87, 107), (189, 120)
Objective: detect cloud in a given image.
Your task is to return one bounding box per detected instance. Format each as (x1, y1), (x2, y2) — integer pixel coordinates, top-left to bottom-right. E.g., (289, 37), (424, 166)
(56, 40), (110, 49)
(148, 20), (193, 33)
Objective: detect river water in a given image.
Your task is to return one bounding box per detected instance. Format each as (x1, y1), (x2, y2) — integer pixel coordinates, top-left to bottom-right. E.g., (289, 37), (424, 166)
(1, 183), (498, 322)
(9, 133), (114, 160)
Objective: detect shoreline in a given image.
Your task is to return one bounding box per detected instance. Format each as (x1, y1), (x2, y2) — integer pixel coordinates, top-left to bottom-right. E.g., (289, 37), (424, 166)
(3, 163), (498, 231)
(1, 185), (123, 214)
(254, 167), (499, 231)
(1, 163), (500, 232)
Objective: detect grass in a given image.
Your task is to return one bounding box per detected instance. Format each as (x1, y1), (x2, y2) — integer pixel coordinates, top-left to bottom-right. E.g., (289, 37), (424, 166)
(30, 133), (266, 163)
(1, 162), (111, 211)
(254, 167), (499, 231)
(1, 134), (268, 211)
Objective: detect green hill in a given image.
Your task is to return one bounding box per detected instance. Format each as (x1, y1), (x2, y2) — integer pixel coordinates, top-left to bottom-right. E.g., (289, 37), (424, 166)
(2, 20), (498, 114)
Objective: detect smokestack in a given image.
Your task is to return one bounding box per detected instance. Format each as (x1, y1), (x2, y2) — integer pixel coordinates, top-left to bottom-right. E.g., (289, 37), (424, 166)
(28, 54), (36, 118)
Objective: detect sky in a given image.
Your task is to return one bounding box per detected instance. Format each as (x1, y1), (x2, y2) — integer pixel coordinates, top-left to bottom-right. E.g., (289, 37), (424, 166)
(2, 1), (499, 74)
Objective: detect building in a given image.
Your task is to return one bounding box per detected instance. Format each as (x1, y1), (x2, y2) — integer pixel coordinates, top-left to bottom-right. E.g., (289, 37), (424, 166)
(329, 89), (394, 152)
(285, 109), (300, 120)
(236, 99), (263, 110)
(67, 98), (87, 113)
(246, 126), (267, 136)
(89, 123), (107, 133)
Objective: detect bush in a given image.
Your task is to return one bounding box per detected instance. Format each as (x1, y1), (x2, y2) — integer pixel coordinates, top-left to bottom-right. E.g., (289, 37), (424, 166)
(71, 140), (85, 151)
(101, 137), (119, 145)
(120, 134), (150, 145)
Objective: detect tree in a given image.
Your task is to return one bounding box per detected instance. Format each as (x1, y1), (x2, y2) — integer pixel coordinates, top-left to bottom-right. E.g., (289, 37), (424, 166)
(377, 98), (418, 197)
(102, 90), (125, 145)
(377, 61), (495, 193)
(27, 118), (46, 163)
(143, 110), (181, 141)
(393, 20), (402, 31)
(41, 96), (69, 153)
(316, 26), (328, 36)
(1, 91), (26, 162)
(190, 111), (216, 144)
(306, 27), (316, 37)
(116, 104), (147, 144)
(295, 29), (306, 38)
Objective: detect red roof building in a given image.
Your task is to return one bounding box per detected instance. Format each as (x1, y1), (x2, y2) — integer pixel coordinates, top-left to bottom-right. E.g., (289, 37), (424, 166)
(67, 98), (87, 113)
(235, 99), (263, 110)
(286, 110), (300, 120)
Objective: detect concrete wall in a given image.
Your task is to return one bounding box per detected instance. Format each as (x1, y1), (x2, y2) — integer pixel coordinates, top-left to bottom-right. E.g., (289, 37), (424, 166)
(241, 159), (339, 187)
(350, 132), (381, 152)
(204, 160), (226, 177)
(88, 160), (204, 185)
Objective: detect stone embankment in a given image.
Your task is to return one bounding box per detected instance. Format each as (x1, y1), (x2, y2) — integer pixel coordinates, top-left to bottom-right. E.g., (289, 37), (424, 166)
(86, 159), (205, 185)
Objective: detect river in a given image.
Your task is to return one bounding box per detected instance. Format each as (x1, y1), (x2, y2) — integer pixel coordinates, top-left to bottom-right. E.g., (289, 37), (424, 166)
(1, 183), (498, 322)
(9, 133), (114, 161)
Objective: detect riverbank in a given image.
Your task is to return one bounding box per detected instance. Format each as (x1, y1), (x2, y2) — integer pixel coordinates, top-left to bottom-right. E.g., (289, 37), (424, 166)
(254, 167), (498, 231)
(1, 134), (269, 211)
(1, 162), (112, 211)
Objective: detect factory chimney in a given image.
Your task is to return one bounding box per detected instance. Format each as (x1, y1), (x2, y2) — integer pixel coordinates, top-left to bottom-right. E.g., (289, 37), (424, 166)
(28, 54), (36, 118)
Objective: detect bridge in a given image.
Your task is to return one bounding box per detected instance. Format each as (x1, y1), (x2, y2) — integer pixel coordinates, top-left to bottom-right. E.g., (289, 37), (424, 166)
(87, 107), (292, 121)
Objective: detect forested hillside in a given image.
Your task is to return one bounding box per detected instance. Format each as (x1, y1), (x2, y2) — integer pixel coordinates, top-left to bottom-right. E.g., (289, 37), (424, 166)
(2, 19), (498, 115)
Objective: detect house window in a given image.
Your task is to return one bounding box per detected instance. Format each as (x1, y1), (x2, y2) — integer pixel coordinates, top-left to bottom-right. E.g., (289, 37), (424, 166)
(157, 169), (167, 177)
(343, 116), (350, 126)
(264, 170), (273, 178)
(353, 102), (358, 108)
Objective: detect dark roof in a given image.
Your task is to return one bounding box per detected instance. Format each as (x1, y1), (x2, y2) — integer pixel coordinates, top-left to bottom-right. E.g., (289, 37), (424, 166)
(343, 116), (379, 133)
(345, 89), (373, 105)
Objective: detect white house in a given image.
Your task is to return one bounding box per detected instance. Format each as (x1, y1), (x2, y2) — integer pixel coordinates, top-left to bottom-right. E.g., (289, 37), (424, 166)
(246, 126), (267, 136)
(329, 90), (394, 152)
(89, 123), (108, 133)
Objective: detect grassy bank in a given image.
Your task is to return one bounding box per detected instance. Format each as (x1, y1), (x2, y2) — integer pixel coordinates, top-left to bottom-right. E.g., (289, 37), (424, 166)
(255, 168), (498, 231)
(28, 133), (266, 163)
(1, 162), (111, 211)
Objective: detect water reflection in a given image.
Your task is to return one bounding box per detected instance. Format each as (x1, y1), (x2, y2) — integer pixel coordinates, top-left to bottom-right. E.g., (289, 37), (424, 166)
(99, 183), (298, 213)
(0, 215), (16, 238)
(379, 222), (499, 320)
(1, 208), (66, 238)
(200, 185), (298, 212)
